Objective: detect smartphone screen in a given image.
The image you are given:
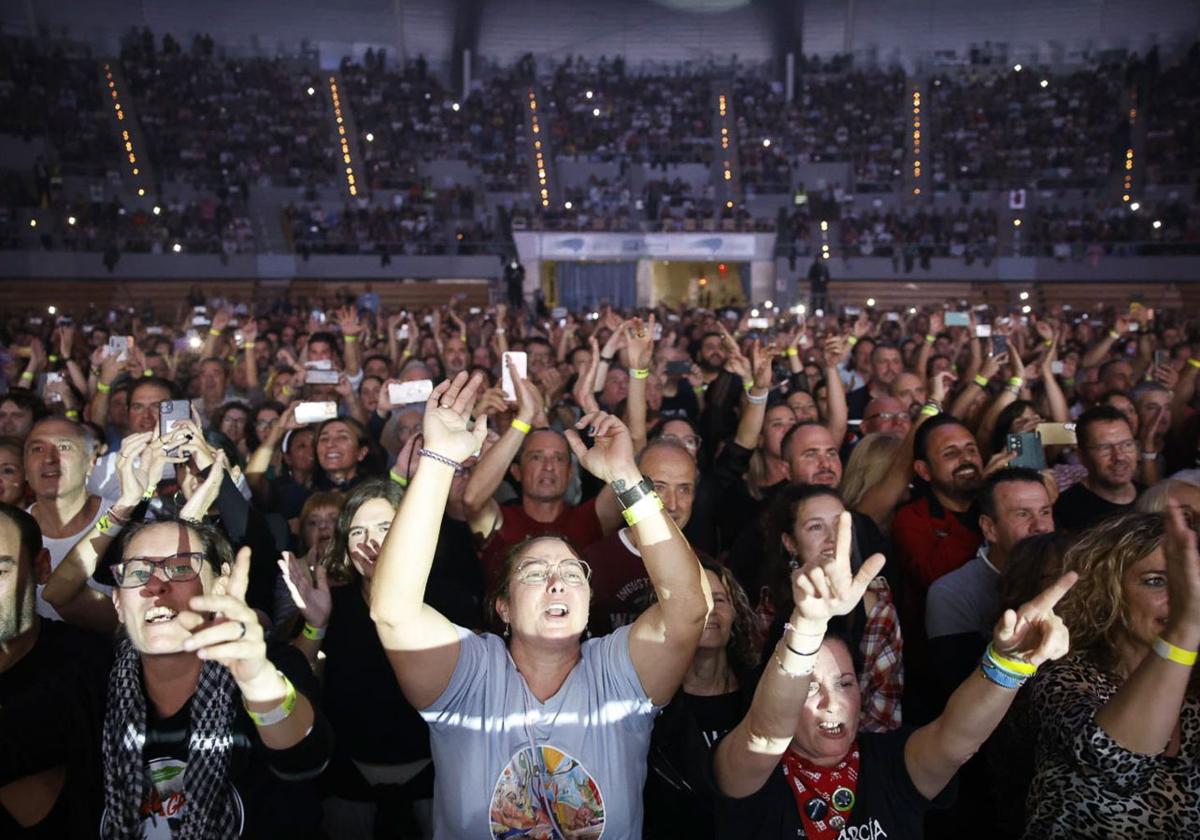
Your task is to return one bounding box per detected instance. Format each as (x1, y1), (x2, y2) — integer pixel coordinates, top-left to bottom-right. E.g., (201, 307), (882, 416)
(160, 400), (192, 459)
(945, 312), (970, 327)
(502, 351), (527, 401)
(1006, 432), (1046, 470)
(991, 335), (1008, 357)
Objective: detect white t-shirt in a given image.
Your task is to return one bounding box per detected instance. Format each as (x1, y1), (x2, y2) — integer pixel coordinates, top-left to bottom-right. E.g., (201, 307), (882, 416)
(421, 624), (658, 839)
(30, 499), (113, 620)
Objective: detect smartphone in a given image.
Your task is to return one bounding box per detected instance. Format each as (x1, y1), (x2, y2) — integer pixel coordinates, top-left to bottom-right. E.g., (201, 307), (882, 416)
(1154, 350), (1168, 368)
(551, 307), (567, 320)
(193, 306), (206, 314)
(294, 401), (338, 424)
(945, 312), (970, 327)
(469, 307), (481, 315)
(108, 336), (129, 360)
(1051, 360), (1064, 375)
(501, 351), (527, 401)
(30, 317), (43, 326)
(652, 322), (664, 341)
(975, 324), (992, 338)
(991, 335), (1008, 357)
(747, 317), (770, 330)
(306, 359), (333, 371)
(311, 309), (326, 324)
(666, 360), (692, 376)
(145, 326), (164, 335)
(160, 400), (192, 459)
(191, 315), (211, 327)
(885, 312), (900, 322)
(389, 379), (433, 405)
(1006, 432), (1047, 470)
(844, 306), (861, 316)
(1035, 422), (1077, 446)
(305, 369), (340, 385)
(396, 325), (410, 340)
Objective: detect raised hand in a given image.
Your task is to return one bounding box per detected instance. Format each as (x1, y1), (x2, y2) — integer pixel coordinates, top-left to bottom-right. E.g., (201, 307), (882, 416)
(929, 369), (956, 405)
(1164, 501), (1200, 635)
(336, 306), (363, 337)
(180, 449), (228, 521)
(180, 546), (270, 686)
(751, 340), (774, 390)
(990, 570), (1076, 666)
(510, 357), (546, 425)
(792, 510), (886, 627)
(279, 550), (331, 630)
(422, 371), (487, 463)
(572, 337), (602, 415)
(115, 432), (167, 507)
(623, 315), (656, 370)
(823, 334), (848, 370)
(980, 350), (1008, 381)
(564, 410), (637, 485)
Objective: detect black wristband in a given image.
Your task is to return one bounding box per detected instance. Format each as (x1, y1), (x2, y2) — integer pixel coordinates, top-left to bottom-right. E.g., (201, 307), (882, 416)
(614, 476), (654, 509)
(600, 355), (615, 363)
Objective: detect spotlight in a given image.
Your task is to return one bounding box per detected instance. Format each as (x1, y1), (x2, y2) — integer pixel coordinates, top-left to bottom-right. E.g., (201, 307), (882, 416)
(762, 138), (771, 148)
(1153, 220), (1162, 229)
(1130, 202), (1141, 212)
(1040, 79), (1049, 88)
(48, 306), (57, 315)
(1013, 64), (1022, 72)
(585, 90), (593, 99)
(764, 300), (774, 309)
(29, 219), (36, 228)
(451, 102), (460, 112)
(153, 206), (161, 216)
(307, 86), (315, 96)
(564, 201), (573, 210)
(172, 243), (182, 253)
(365, 132), (374, 142)
(1020, 291), (1029, 301)
(1022, 305), (1032, 314)
(592, 108), (600, 117)
(67, 216), (76, 226)
(866, 298), (876, 307)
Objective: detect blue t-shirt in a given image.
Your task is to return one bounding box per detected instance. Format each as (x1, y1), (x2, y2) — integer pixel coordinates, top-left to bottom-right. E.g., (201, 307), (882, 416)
(421, 624), (658, 839)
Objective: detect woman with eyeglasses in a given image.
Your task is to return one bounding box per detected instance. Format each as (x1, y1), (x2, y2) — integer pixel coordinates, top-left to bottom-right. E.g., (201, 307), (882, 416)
(0, 517), (333, 838)
(371, 371), (711, 838)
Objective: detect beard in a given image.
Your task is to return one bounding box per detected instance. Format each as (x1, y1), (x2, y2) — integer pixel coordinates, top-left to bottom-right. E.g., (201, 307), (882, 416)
(0, 591), (34, 644)
(936, 463), (983, 501)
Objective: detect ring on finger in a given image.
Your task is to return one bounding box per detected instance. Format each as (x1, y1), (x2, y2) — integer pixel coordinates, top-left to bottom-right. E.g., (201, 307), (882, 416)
(235, 621), (247, 640)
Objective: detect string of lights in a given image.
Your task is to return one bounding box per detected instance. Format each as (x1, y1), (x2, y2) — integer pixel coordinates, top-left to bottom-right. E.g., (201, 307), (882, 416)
(104, 64), (146, 198)
(528, 89), (550, 208)
(716, 91), (736, 211)
(329, 76), (358, 197)
(910, 87), (922, 196)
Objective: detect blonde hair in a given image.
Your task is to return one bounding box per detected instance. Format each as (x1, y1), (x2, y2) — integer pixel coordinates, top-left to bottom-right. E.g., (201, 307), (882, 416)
(1135, 479), (1197, 515)
(1056, 512), (1164, 674)
(839, 433), (902, 510)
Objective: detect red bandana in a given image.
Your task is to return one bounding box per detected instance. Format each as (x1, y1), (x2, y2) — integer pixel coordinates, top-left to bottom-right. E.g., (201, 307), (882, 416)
(781, 743), (861, 840)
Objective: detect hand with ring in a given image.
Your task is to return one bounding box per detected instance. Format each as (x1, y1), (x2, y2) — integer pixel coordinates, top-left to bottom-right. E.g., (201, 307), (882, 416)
(178, 546), (271, 688)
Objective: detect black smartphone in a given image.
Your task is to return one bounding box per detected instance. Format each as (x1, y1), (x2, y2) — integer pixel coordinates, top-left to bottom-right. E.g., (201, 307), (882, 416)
(1006, 432), (1046, 470)
(991, 335), (1008, 357)
(666, 360), (692, 376)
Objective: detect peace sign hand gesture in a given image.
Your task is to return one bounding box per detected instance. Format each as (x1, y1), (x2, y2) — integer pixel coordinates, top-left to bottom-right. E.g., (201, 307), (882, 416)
(990, 570), (1077, 667)
(791, 510), (886, 629)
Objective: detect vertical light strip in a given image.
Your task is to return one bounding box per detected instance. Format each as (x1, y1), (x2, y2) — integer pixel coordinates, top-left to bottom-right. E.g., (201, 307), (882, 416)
(529, 89), (548, 208)
(105, 64), (145, 196)
(911, 87), (922, 196)
(1122, 93), (1137, 204)
(330, 76), (357, 197)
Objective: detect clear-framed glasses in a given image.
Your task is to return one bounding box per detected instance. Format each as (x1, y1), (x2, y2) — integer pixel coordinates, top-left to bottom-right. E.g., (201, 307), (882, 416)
(112, 552), (206, 589)
(661, 433), (702, 452)
(515, 559), (592, 586)
(1086, 439), (1137, 457)
(865, 411), (906, 423)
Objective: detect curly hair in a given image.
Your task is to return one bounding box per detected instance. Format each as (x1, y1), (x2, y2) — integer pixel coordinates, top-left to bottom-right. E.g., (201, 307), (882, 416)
(1057, 512), (1164, 674)
(699, 559), (761, 674)
(321, 478), (402, 586)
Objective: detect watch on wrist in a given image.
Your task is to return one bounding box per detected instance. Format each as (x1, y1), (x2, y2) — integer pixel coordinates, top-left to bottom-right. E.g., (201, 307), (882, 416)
(613, 476), (654, 509)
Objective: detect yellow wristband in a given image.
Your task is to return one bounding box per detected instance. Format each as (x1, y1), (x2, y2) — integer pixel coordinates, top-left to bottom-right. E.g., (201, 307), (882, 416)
(847, 336), (858, 347)
(460, 334), (467, 342)
(389, 469), (409, 487)
(143, 369), (153, 377)
(344, 335), (358, 343)
(973, 374), (989, 387)
(511, 418), (532, 434)
(65, 410), (80, 420)
(96, 381), (112, 393)
(1008, 377), (1023, 387)
(919, 405), (940, 417)
(49, 355), (59, 363)
(925, 334), (936, 344)
(987, 644), (1039, 676)
(1153, 635), (1198, 667)
(20, 371), (33, 381)
(630, 368), (650, 380)
(302, 621), (327, 641)
(1044, 340), (1053, 348)
(402, 350), (413, 360)
(1108, 330), (1120, 340)
(209, 328), (222, 336)
(244, 672), (298, 727)
(786, 347), (799, 357)
(621, 492), (664, 527)
(1188, 358), (1200, 370)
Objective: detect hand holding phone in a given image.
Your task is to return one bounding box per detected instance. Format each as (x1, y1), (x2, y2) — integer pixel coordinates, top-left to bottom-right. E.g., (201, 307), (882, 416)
(388, 379), (433, 405)
(294, 402), (338, 424)
(502, 352), (527, 401)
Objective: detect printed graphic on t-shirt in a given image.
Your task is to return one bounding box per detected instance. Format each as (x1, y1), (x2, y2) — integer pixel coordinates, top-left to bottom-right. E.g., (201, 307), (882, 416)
(489, 745), (605, 839)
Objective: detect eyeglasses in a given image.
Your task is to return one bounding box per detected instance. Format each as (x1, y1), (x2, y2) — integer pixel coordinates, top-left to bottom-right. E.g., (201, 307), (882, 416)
(112, 552), (206, 588)
(865, 412), (906, 423)
(1085, 439), (1137, 457)
(660, 433), (702, 451)
(514, 559), (592, 586)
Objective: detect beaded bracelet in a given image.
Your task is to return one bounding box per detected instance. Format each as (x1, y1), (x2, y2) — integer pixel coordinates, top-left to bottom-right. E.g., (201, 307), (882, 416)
(418, 448), (464, 472)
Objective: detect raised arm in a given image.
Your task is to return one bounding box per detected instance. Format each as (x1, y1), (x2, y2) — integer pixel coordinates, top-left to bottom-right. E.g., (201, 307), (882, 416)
(462, 360), (546, 540)
(565, 411), (711, 706)
(904, 570), (1075, 800)
(822, 334), (849, 446)
(714, 511), (886, 798)
(335, 307), (363, 377)
(622, 316), (655, 454)
(1080, 314), (1130, 369)
(371, 372), (488, 710)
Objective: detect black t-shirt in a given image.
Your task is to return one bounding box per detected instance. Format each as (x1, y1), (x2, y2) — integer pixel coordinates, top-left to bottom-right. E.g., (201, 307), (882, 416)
(714, 729), (954, 840)
(659, 387), (700, 422)
(0, 643), (331, 838)
(0, 621), (110, 838)
(1052, 481), (1139, 533)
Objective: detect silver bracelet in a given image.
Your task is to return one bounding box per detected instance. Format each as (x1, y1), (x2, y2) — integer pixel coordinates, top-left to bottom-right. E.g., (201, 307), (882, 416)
(418, 449), (465, 473)
(746, 390), (769, 405)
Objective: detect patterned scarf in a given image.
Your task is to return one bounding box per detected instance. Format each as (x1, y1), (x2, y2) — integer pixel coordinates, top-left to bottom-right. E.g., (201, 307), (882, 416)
(781, 744), (861, 840)
(101, 637), (240, 839)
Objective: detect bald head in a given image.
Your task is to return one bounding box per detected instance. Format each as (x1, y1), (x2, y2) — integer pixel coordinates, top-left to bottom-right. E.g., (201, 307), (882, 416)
(863, 396), (911, 438)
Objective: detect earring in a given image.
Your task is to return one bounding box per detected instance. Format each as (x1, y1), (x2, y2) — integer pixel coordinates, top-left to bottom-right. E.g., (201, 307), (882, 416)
(503, 623), (510, 639)
(581, 627), (592, 642)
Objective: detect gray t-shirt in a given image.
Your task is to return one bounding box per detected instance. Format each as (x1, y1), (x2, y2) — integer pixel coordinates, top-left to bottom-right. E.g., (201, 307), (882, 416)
(421, 623), (658, 839)
(925, 547), (1000, 640)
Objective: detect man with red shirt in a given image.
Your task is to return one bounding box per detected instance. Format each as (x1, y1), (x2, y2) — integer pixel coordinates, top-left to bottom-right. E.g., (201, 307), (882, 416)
(464, 368), (624, 590)
(583, 439), (698, 634)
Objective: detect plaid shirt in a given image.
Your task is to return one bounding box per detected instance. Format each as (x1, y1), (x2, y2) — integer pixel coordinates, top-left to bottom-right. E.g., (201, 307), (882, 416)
(859, 576), (904, 733)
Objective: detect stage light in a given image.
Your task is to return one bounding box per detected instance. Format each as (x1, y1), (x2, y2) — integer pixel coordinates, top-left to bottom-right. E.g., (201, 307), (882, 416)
(585, 90), (593, 99)
(1013, 219), (1021, 227)
(1130, 202), (1140, 211)
(1022, 305), (1032, 314)
(451, 102), (460, 112)
(592, 108), (600, 117)
(820, 220), (828, 232)
(1153, 220), (1162, 229)
(172, 243), (182, 253)
(365, 132), (374, 142)
(762, 138), (771, 147)
(751, 309), (759, 317)
(153, 206), (161, 215)
(909, 307), (918, 314)
(137, 188), (145, 196)
(189, 335), (203, 349)
(564, 201), (573, 210)
(1040, 79), (1048, 88)
(307, 86), (315, 96)
(1013, 64), (1022, 72)
(29, 219), (36, 228)
(1020, 291), (1029, 301)
(718, 263), (727, 273)
(867, 298), (876, 307)
(48, 306), (56, 315)
(765, 300), (774, 309)
(67, 216), (76, 226)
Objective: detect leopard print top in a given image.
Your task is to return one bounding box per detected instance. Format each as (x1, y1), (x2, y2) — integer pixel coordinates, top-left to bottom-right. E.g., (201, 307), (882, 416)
(1023, 654), (1200, 838)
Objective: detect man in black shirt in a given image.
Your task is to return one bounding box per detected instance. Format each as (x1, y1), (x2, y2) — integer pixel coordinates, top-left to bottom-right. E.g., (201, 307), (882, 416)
(1054, 406), (1141, 532)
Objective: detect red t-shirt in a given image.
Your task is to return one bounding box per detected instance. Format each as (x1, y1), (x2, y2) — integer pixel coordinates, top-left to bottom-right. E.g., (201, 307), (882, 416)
(582, 528), (652, 636)
(478, 497), (604, 592)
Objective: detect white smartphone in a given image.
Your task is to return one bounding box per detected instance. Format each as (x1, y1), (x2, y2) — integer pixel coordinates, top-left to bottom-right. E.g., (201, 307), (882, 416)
(305, 369), (340, 385)
(396, 325), (410, 340)
(306, 359), (333, 371)
(108, 336), (129, 361)
(975, 324), (993, 338)
(1051, 360), (1065, 375)
(747, 317), (770, 329)
(652, 322), (664, 340)
(389, 379), (433, 405)
(294, 401), (338, 424)
(502, 351), (527, 401)
(146, 326), (164, 335)
(885, 312), (900, 322)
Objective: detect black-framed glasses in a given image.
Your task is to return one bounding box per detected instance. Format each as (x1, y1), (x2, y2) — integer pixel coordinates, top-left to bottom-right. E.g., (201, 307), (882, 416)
(1085, 439), (1137, 457)
(515, 559), (592, 586)
(112, 552), (206, 588)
